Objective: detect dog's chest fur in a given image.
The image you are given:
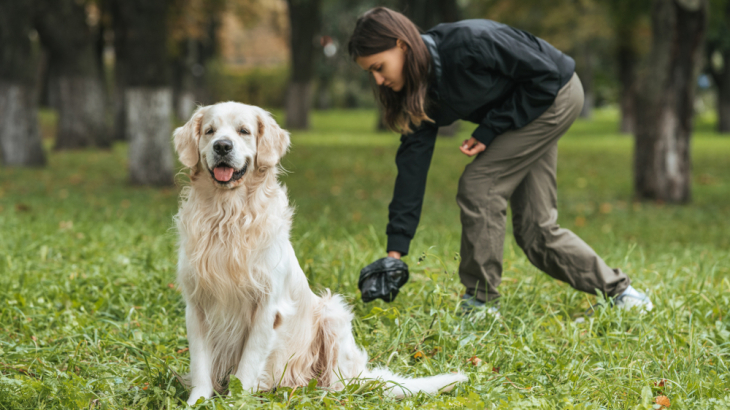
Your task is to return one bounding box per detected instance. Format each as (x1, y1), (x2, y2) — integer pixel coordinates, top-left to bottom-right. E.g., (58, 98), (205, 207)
(175, 180), (293, 306)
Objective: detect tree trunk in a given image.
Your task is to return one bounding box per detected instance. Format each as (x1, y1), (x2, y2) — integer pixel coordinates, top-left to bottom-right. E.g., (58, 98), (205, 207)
(55, 77), (108, 148)
(578, 44), (594, 119)
(34, 0), (110, 149)
(172, 38), (198, 121)
(286, 0), (321, 130)
(716, 50), (730, 133)
(0, 0), (46, 167)
(286, 82), (313, 129)
(608, 0), (648, 135)
(0, 84), (46, 167)
(111, 0), (173, 186)
(126, 88), (174, 185)
(634, 0), (707, 203)
(111, 0), (128, 141)
(618, 40), (638, 134)
(376, 105), (389, 132)
(172, 30), (217, 121)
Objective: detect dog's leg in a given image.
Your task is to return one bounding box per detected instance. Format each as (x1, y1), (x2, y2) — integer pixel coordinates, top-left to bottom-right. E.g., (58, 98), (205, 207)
(233, 307), (278, 391)
(186, 305), (215, 405)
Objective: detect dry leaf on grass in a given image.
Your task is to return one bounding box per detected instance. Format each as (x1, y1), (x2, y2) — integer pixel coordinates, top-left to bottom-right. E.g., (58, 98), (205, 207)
(656, 395), (670, 408)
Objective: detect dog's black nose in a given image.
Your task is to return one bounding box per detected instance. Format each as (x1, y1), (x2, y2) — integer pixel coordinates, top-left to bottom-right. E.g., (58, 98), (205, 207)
(213, 139), (233, 155)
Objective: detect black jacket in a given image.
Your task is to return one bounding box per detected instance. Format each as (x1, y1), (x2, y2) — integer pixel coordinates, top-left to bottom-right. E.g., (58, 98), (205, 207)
(386, 19), (575, 256)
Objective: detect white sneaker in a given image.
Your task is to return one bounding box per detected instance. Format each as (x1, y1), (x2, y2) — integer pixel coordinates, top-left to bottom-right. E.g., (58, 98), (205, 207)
(576, 286), (653, 322)
(614, 285), (653, 313)
(460, 293), (500, 318)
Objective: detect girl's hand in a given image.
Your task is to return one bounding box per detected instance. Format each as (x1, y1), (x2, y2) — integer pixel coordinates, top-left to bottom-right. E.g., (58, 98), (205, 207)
(387, 251), (402, 259)
(460, 137), (486, 157)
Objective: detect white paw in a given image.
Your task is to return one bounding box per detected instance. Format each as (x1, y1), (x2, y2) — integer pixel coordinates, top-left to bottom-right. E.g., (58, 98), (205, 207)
(187, 387), (213, 406)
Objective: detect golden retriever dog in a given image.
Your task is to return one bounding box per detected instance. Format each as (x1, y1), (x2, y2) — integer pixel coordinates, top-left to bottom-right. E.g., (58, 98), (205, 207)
(172, 102), (467, 405)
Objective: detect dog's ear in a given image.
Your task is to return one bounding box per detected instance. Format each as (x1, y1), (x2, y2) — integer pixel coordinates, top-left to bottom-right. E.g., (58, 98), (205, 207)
(255, 108), (290, 171)
(173, 106), (207, 168)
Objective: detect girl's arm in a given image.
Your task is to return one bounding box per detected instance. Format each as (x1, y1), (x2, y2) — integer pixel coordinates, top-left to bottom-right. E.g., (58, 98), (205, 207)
(385, 124), (438, 257)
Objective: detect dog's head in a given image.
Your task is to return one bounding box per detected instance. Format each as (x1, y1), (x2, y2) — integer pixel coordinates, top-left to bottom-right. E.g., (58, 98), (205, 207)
(173, 102), (290, 189)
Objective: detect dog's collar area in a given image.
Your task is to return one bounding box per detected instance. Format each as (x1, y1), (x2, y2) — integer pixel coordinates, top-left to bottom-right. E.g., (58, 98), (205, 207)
(208, 162), (248, 185)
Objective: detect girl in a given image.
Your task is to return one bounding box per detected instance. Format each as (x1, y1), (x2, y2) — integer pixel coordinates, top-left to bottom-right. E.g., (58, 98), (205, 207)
(348, 7), (652, 313)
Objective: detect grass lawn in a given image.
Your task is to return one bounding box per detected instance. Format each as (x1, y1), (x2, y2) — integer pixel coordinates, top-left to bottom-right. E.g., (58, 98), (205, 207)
(0, 108), (729, 409)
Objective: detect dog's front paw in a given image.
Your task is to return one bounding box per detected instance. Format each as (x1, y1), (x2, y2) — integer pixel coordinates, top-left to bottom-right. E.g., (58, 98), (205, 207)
(187, 387), (213, 406)
(232, 373), (259, 393)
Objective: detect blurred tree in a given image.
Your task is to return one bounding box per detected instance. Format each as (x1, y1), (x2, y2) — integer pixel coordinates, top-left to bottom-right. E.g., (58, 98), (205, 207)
(0, 0), (46, 167)
(399, 0), (460, 31)
(399, 0), (462, 136)
(34, 0), (110, 150)
(168, 0), (228, 121)
(110, 0), (175, 186)
(470, 0), (612, 119)
(634, 0), (708, 202)
(707, 0), (730, 133)
(105, 0), (128, 142)
(605, 0), (651, 134)
(286, 0), (322, 129)
(312, 1), (394, 132)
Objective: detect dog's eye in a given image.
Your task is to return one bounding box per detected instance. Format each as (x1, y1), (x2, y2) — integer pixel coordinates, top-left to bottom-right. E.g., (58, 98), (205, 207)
(205, 128), (215, 135)
(238, 128), (250, 135)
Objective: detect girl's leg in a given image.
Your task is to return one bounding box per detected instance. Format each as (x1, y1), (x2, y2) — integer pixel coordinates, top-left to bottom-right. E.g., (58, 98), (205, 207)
(510, 144), (630, 296)
(457, 73), (585, 302)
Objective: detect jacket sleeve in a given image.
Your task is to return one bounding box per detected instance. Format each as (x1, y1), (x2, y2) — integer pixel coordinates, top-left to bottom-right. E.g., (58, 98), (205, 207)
(386, 123), (438, 256)
(470, 29), (565, 146)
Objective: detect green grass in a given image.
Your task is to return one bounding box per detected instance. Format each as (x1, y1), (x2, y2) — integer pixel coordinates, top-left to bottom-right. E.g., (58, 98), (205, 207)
(1, 108), (729, 409)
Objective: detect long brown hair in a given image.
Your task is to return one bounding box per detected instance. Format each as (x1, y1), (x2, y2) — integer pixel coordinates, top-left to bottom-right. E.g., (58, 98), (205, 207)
(348, 7), (433, 134)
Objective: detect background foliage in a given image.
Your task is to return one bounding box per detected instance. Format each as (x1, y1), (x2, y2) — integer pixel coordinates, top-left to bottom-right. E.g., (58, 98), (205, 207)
(0, 109), (728, 409)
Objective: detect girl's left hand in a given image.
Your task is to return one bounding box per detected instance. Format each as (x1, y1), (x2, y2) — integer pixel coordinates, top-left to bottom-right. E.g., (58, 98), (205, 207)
(460, 137), (486, 157)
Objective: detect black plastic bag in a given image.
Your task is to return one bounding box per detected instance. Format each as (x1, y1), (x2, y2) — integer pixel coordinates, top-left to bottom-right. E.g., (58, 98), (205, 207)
(358, 257), (409, 303)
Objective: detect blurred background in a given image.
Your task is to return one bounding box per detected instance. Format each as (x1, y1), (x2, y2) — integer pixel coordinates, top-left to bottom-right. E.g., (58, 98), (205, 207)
(1, 3), (729, 407)
(0, 0), (726, 200)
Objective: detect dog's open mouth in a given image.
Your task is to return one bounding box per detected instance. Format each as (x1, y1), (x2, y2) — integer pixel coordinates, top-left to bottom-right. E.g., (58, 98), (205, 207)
(209, 162), (247, 184)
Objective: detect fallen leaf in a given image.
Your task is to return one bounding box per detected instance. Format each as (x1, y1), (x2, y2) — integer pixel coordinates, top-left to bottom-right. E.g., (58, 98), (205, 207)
(177, 348), (189, 354)
(15, 203), (30, 212)
(466, 356), (482, 366)
(656, 395), (670, 407)
(413, 351), (424, 359)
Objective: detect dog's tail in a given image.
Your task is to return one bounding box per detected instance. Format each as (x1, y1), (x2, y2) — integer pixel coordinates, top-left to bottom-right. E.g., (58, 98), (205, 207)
(362, 367), (468, 398)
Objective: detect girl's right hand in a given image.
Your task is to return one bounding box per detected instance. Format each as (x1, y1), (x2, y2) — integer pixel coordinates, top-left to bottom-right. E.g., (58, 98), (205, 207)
(387, 251), (402, 259)
(460, 137), (486, 157)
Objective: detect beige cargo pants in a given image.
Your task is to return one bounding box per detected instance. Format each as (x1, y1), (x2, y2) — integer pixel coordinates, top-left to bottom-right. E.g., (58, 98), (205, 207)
(457, 73), (630, 303)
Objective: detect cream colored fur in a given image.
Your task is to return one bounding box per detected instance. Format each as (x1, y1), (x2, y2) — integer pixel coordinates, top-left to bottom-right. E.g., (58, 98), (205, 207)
(173, 102), (467, 405)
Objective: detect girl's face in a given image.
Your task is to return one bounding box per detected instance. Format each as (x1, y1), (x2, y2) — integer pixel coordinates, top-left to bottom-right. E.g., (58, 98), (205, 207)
(356, 41), (407, 92)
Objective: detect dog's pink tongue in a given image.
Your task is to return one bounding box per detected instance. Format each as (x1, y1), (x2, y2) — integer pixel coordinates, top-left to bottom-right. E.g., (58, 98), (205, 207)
(214, 166), (234, 182)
